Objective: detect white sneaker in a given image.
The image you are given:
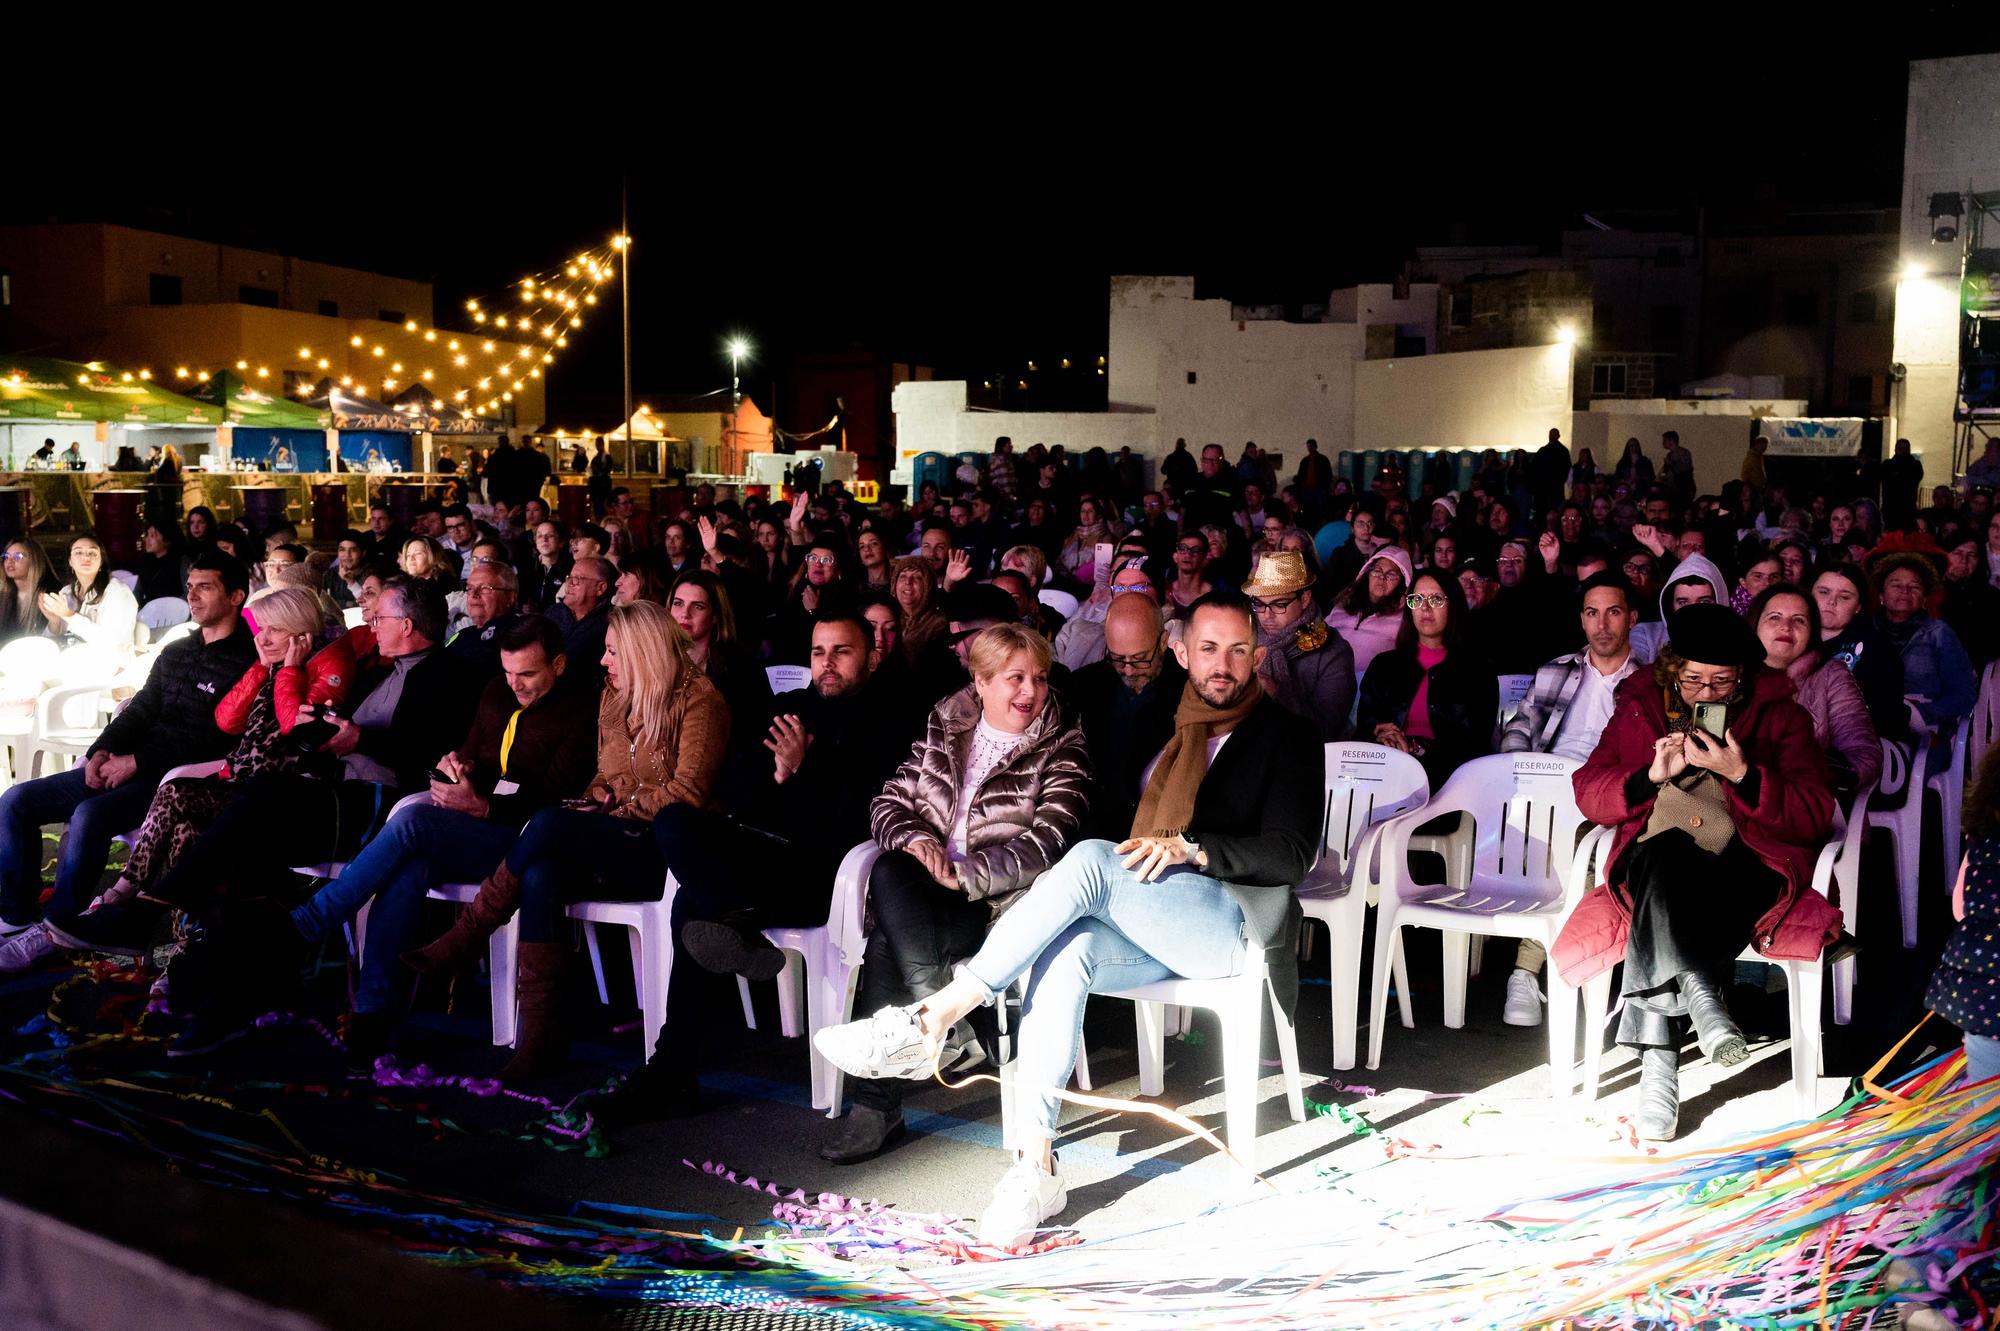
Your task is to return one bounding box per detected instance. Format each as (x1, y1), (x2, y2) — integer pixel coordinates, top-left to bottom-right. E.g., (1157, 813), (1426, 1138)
(812, 1004), (936, 1081)
(0, 917), (36, 940)
(1502, 968), (1544, 1027)
(976, 1152), (1067, 1250)
(0, 923), (57, 973)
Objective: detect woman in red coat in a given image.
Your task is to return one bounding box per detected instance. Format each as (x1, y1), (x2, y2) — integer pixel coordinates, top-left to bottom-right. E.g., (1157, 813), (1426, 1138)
(1552, 604), (1839, 1140)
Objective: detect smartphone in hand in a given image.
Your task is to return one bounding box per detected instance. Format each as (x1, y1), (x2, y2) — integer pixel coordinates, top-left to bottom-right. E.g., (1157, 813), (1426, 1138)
(427, 766), (459, 785)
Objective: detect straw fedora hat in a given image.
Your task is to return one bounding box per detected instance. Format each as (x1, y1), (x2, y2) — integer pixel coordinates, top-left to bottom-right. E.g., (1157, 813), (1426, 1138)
(1241, 550), (1313, 598)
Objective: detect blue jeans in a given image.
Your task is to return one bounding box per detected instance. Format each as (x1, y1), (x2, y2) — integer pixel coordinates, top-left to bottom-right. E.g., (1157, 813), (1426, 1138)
(289, 804), (519, 1014)
(0, 767), (159, 924)
(509, 808), (664, 945)
(1967, 1033), (2000, 1087)
(959, 839), (1246, 1137)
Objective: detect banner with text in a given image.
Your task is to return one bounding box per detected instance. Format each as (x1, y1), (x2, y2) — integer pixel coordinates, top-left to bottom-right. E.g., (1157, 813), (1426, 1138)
(1762, 417), (1865, 458)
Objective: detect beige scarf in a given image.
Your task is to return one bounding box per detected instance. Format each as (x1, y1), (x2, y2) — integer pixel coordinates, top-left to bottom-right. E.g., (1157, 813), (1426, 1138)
(1130, 676), (1263, 840)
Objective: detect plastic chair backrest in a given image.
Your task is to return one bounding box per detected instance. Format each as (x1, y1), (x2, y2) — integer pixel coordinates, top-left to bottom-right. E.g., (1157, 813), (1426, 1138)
(0, 636), (61, 684)
(342, 605), (367, 629)
(59, 642), (121, 684)
(137, 597), (190, 632)
(765, 664), (812, 693)
(1496, 673), (1535, 722)
(1965, 659), (2000, 780)
(1319, 742), (1429, 876)
(1429, 753), (1588, 893)
(1037, 588), (1079, 618)
(111, 569), (139, 593)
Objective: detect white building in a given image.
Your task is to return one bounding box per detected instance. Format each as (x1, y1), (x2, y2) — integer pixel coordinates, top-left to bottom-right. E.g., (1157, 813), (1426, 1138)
(1891, 53), (2000, 481)
(894, 275), (1574, 482)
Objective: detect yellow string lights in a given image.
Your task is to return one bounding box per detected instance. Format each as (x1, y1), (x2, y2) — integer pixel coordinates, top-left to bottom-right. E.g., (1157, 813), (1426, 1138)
(120, 235), (633, 419)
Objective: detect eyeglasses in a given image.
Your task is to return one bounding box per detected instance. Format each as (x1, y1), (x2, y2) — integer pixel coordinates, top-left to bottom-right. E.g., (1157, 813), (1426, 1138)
(1176, 543), (1207, 555)
(562, 575), (608, 588)
(1622, 560), (1654, 575)
(1252, 592), (1305, 614)
(804, 554), (839, 566)
(1404, 593), (1449, 610)
(466, 584), (507, 597)
(2, 553), (24, 563)
(1107, 644), (1162, 669)
(1677, 673), (1739, 697)
(1496, 556), (1526, 567)
(1110, 581), (1153, 596)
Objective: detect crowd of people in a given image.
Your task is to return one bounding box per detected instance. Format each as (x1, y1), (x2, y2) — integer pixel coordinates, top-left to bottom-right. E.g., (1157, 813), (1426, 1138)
(0, 424), (1991, 1252)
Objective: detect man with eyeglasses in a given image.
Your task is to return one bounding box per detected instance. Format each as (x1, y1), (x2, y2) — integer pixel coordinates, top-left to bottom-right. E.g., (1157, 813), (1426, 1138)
(439, 504), (482, 558)
(1241, 550), (1354, 741)
(1071, 593), (1187, 839)
(446, 562), (524, 677)
(1051, 557), (1160, 671)
(548, 555), (614, 685)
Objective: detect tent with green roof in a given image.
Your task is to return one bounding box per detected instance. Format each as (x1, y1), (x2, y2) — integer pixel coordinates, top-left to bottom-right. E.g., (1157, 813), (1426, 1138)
(186, 372), (331, 430)
(0, 356), (224, 426)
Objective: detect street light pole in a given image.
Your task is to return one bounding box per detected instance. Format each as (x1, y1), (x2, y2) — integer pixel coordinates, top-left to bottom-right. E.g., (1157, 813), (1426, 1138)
(619, 179), (633, 477)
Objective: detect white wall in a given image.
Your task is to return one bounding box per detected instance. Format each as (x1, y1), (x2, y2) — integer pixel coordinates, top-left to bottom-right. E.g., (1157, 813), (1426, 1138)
(1893, 54), (2000, 478)
(1354, 343), (1574, 453)
(1573, 397), (1807, 497)
(1107, 276), (1198, 413)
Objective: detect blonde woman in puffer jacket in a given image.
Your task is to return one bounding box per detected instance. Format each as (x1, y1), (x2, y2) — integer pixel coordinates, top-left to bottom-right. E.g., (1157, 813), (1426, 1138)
(820, 623), (1091, 1165)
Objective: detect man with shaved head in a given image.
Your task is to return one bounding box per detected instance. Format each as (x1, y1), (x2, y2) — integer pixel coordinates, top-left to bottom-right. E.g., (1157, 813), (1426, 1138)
(1068, 593), (1188, 839)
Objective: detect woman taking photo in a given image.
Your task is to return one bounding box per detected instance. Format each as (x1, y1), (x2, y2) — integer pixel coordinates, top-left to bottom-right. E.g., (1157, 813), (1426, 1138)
(1749, 584), (1881, 798)
(43, 533), (138, 650)
(403, 601), (729, 1077)
(820, 623), (1090, 1162)
(1811, 563), (1907, 741)
(0, 540), (59, 642)
(1326, 546), (1413, 685)
(1354, 569), (1496, 789)
(1056, 496), (1118, 586)
(1555, 604), (1838, 1141)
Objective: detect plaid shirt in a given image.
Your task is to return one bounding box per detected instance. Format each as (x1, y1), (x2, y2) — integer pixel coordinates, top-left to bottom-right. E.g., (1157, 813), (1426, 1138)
(1499, 652), (1589, 753)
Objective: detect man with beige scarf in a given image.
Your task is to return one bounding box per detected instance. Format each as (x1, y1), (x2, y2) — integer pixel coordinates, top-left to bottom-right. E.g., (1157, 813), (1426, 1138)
(816, 588), (1322, 1251)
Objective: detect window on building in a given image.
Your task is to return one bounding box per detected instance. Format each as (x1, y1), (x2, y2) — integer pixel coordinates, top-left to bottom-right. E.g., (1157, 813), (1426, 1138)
(1848, 291), (1878, 324)
(1653, 247), (1685, 268)
(1782, 292), (1820, 326)
(1650, 304), (1685, 351)
(1593, 305), (1616, 342)
(1186, 371), (1197, 385)
(378, 309), (405, 325)
(1447, 293), (1471, 329)
(149, 273), (182, 306)
(239, 285), (279, 308)
(1591, 362), (1628, 396)
(1848, 374), (1876, 406)
(1393, 335), (1426, 358)
(318, 298), (339, 317)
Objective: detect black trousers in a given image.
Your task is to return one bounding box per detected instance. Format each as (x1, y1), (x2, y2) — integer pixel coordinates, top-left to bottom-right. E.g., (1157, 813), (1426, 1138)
(151, 772), (400, 909)
(645, 805), (844, 1072)
(1616, 829), (1783, 1049)
(850, 849), (993, 1113)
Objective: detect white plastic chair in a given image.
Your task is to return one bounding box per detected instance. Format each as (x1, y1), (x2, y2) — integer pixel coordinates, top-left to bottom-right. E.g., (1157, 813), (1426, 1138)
(1496, 673), (1536, 724)
(1037, 587), (1080, 618)
(0, 636), (61, 684)
(1294, 743), (1429, 1070)
(1818, 779), (1876, 1026)
(110, 569), (140, 594)
(765, 664), (811, 693)
(31, 681), (110, 776)
(1366, 754), (1591, 1100)
(1865, 731), (1927, 949)
(114, 760), (227, 853)
(137, 597), (190, 640)
(1925, 715), (1970, 907)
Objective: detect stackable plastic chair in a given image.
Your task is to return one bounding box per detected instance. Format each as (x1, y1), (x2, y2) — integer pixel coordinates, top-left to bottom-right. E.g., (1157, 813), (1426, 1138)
(136, 597), (190, 640)
(1865, 727), (1927, 949)
(1366, 754), (1591, 1100)
(1293, 742), (1429, 1070)
(1036, 588), (1080, 618)
(764, 664), (812, 693)
(1496, 673), (1536, 725)
(1818, 779), (1876, 1026)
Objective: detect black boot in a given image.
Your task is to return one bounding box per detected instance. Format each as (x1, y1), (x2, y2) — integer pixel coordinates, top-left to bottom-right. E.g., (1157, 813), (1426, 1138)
(1678, 969), (1748, 1067)
(1635, 1046), (1681, 1141)
(818, 1104), (907, 1165)
(681, 914), (786, 981)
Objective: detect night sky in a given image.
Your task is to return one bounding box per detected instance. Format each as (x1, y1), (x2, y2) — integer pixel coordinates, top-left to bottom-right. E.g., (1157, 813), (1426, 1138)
(7, 29), (1990, 429)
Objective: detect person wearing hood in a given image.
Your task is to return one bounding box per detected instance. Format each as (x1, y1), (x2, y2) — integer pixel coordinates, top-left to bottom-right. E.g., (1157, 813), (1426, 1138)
(1629, 553), (1729, 665)
(1326, 545), (1411, 686)
(1553, 604), (1839, 1141)
(1243, 551), (1355, 741)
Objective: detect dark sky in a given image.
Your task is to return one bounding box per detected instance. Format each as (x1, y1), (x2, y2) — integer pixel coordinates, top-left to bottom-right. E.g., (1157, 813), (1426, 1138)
(8, 28), (1993, 427)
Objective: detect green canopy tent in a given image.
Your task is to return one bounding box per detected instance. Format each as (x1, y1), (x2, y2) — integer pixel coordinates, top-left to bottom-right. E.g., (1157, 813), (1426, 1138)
(0, 356), (223, 426)
(186, 371), (331, 430)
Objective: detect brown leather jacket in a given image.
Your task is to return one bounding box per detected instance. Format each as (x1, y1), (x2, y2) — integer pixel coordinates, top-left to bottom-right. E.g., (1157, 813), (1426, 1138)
(585, 673), (730, 819)
(870, 685), (1092, 908)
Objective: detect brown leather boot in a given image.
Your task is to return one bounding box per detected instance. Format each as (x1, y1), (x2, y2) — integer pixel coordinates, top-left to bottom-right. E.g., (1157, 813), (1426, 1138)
(497, 942), (566, 1082)
(400, 862), (522, 975)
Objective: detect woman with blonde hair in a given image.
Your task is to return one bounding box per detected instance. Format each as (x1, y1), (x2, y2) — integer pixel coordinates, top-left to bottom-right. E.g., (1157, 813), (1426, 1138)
(80, 587), (354, 916)
(0, 539), (59, 642)
(403, 599), (730, 1076)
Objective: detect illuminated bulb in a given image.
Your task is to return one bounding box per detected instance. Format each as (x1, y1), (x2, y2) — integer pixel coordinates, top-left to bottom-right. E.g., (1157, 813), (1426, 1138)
(257, 367), (269, 378)
(404, 320), (418, 332)
(351, 335), (364, 347)
(175, 367), (190, 378)
(465, 300), (480, 311)
(502, 391), (513, 402)
(341, 375), (353, 385)
(236, 359), (249, 370)
(372, 345), (384, 357)
(566, 265), (579, 277)
(197, 371), (210, 382)
(584, 294), (596, 305)
(555, 336), (567, 348)
(383, 378), (397, 389)
(454, 390), (468, 401)
(512, 379), (523, 390)
(570, 316), (582, 328)
(495, 316), (509, 328)
(422, 369), (434, 380)
(542, 324), (555, 336)
(520, 288), (533, 301)
(139, 369), (152, 380)
(390, 361), (403, 373)
(474, 311), (487, 323)
(529, 367), (540, 378)
(121, 372), (133, 382)
(454, 354), (468, 367)
(423, 330), (437, 342)
(482, 341), (495, 352)
(542, 352), (553, 363)
(477, 378), (492, 389)
(298, 346), (313, 359)
(317, 358), (329, 369)
(447, 339), (460, 350)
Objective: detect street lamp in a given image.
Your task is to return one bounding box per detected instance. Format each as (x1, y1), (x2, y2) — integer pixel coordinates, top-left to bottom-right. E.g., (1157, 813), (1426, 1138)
(727, 337), (750, 408)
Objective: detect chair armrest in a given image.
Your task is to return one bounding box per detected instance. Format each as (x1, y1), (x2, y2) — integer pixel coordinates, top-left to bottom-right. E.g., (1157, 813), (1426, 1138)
(830, 841), (883, 968)
(159, 760), (228, 783)
(36, 682), (108, 734)
(1562, 824), (1614, 910)
(387, 791), (434, 820)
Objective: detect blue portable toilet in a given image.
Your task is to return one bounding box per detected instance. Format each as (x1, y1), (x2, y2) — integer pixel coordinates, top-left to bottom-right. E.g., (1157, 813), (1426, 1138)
(913, 452), (949, 495)
(1359, 450), (1381, 494)
(1407, 451), (1429, 501)
(1454, 450), (1477, 492)
(1336, 451), (1357, 485)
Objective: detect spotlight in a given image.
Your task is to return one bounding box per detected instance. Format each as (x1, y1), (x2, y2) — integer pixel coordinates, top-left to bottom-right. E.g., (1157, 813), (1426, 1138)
(1928, 192), (1964, 244)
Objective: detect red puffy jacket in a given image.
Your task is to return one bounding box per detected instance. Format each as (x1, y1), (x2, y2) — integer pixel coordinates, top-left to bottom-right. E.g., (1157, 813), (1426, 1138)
(212, 627), (374, 776)
(1551, 666), (1841, 987)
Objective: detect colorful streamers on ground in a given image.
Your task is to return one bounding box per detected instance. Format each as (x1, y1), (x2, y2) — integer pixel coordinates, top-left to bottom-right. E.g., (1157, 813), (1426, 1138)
(4, 959), (1997, 1327)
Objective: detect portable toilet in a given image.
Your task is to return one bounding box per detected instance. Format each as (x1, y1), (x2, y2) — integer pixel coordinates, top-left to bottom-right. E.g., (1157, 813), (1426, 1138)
(952, 452), (985, 486)
(1359, 450), (1381, 494)
(1454, 450), (1477, 493)
(912, 452), (949, 495)
(1336, 450), (1357, 485)
(1407, 451), (1429, 501)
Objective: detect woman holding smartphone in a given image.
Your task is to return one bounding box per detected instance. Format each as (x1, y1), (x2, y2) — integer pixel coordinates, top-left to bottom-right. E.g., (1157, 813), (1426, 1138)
(81, 588), (352, 915)
(1552, 604), (1838, 1142)
(402, 600), (729, 1078)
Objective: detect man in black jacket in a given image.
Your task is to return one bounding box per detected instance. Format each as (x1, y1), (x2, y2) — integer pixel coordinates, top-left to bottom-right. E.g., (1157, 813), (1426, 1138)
(588, 611), (911, 1125)
(1070, 594), (1186, 840)
(136, 577), (479, 915)
(815, 589), (1321, 1249)
(0, 554), (255, 963)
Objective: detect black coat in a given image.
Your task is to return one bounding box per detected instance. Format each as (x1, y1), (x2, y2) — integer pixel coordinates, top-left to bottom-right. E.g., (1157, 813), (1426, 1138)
(342, 648), (482, 792)
(1071, 655), (1187, 841)
(1184, 696), (1322, 935)
(90, 622), (258, 779)
(728, 680), (915, 855)
(1355, 644), (1498, 791)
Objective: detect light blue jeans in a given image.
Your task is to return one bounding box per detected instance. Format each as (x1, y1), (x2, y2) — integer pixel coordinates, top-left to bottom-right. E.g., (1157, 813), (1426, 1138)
(959, 839), (1246, 1137)
(1967, 1034), (1999, 1087)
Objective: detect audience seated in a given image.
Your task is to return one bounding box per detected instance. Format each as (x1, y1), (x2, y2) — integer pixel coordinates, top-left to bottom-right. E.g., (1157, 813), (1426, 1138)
(1555, 604), (1838, 1141)
(1326, 546), (1410, 685)
(1070, 595), (1187, 841)
(1243, 550), (1355, 741)
(548, 555), (615, 685)
(1811, 562), (1909, 741)
(46, 532), (139, 650)
(1629, 553), (1727, 664)
(1873, 552), (1976, 767)
(1355, 570), (1496, 790)
(445, 560), (524, 676)
(1749, 584), (1882, 798)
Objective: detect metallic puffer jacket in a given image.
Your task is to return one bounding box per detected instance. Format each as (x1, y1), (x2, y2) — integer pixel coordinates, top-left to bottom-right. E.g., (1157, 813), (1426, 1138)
(870, 685), (1092, 908)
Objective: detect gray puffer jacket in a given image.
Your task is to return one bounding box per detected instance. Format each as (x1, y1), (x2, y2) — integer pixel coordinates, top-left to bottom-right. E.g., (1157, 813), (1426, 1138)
(870, 686), (1092, 909)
